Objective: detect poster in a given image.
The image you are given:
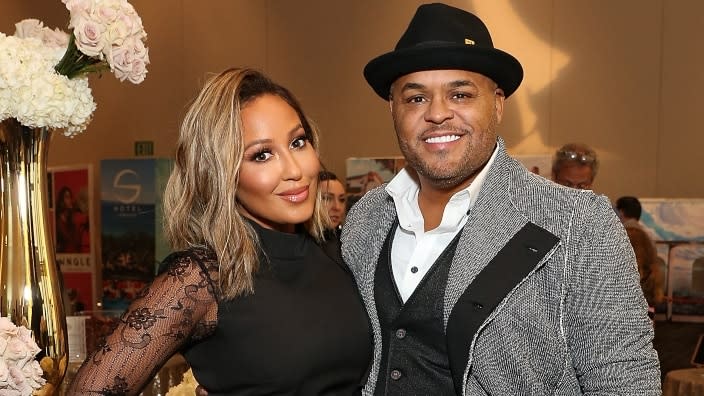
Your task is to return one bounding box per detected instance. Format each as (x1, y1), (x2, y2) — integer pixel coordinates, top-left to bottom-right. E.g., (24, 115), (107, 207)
(640, 198), (704, 319)
(100, 158), (172, 311)
(345, 157), (406, 209)
(48, 165), (95, 314)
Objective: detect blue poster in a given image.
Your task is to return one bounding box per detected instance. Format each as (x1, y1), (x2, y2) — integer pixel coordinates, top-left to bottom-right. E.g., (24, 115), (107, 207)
(100, 158), (172, 311)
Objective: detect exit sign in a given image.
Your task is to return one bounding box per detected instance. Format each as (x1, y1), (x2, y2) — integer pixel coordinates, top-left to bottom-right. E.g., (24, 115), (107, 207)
(134, 141), (154, 156)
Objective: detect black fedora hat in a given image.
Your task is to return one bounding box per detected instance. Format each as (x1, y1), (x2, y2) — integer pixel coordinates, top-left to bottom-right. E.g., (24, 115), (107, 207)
(364, 3), (523, 99)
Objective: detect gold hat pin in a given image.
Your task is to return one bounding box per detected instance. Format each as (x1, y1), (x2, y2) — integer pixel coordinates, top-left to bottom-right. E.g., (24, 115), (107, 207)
(464, 38), (475, 45)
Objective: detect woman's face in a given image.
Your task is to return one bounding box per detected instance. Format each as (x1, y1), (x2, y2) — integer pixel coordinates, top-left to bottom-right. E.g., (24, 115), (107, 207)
(321, 179), (347, 228)
(236, 94), (320, 233)
(62, 189), (73, 208)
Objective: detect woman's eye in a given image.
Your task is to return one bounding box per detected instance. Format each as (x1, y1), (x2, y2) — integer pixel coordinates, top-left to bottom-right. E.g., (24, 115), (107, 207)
(252, 151), (273, 162)
(291, 136), (308, 149)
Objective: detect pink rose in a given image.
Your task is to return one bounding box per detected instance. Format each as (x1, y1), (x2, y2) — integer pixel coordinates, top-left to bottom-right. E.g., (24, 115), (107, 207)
(3, 339), (29, 364)
(74, 19), (106, 57)
(96, 3), (120, 24)
(106, 45), (133, 82)
(0, 319), (18, 339)
(0, 360), (9, 385)
(128, 58), (147, 84)
(7, 367), (30, 394)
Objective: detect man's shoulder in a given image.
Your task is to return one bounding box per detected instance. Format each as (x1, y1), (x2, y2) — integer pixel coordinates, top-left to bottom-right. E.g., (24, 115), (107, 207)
(348, 185), (392, 216)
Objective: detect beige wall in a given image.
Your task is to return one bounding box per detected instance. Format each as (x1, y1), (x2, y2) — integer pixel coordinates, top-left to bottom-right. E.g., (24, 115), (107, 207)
(3, 0), (703, 205)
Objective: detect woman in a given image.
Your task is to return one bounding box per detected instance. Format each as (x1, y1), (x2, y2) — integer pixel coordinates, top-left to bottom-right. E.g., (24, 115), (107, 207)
(55, 186), (88, 253)
(319, 170), (348, 233)
(318, 171), (348, 266)
(69, 68), (372, 395)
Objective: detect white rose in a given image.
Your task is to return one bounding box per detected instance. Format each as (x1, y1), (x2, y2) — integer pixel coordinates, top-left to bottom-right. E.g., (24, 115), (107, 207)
(13, 19), (45, 40)
(105, 18), (131, 47)
(63, 0), (93, 29)
(42, 28), (70, 49)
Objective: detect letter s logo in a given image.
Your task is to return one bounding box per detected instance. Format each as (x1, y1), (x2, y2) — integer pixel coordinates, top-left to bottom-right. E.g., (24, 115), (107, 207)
(113, 169), (141, 204)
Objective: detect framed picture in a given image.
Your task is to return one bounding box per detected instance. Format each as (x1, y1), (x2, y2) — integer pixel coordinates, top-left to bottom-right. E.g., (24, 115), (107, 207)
(48, 164), (96, 314)
(345, 157), (406, 209)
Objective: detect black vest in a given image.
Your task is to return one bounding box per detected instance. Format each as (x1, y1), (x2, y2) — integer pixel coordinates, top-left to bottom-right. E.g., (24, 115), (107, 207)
(373, 224), (461, 396)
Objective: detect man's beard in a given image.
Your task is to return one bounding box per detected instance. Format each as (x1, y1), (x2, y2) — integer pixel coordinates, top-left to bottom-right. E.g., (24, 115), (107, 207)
(396, 114), (499, 190)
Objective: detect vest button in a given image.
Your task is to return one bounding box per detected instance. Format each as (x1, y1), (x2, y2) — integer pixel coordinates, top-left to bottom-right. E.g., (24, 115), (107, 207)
(390, 369), (403, 380)
(473, 302), (484, 310)
(395, 328), (406, 339)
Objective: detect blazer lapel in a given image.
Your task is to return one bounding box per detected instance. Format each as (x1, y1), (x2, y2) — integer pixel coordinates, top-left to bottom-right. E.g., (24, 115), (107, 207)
(443, 140), (530, 323)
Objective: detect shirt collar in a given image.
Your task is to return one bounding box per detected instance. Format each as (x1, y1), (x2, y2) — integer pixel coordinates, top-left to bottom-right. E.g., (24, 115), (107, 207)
(386, 144), (499, 232)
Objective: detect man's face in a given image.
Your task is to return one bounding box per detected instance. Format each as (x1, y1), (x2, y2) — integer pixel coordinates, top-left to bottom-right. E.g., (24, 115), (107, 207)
(553, 164), (594, 190)
(389, 69), (504, 190)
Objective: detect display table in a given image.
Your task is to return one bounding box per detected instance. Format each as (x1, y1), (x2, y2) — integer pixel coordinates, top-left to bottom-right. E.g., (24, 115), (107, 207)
(59, 353), (189, 395)
(141, 354), (189, 396)
(664, 368), (704, 396)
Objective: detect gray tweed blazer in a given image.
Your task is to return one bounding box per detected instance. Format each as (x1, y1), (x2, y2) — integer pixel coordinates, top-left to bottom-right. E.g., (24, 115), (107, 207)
(341, 138), (661, 395)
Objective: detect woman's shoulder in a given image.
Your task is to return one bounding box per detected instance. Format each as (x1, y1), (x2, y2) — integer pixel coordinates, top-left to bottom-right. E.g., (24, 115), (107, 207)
(159, 246), (220, 289)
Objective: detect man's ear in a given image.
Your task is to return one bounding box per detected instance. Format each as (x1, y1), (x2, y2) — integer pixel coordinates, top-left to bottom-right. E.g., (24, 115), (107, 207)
(494, 88), (505, 123)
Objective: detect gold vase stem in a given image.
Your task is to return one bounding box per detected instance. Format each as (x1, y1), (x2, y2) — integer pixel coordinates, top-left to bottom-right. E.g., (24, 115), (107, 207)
(0, 117), (68, 393)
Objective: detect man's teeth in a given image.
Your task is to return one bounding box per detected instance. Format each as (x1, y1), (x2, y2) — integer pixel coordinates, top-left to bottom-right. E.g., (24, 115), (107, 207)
(425, 135), (460, 143)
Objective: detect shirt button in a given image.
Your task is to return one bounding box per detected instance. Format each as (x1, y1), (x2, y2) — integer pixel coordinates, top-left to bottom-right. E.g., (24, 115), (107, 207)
(410, 266), (418, 274)
(390, 369), (402, 380)
(395, 328), (406, 339)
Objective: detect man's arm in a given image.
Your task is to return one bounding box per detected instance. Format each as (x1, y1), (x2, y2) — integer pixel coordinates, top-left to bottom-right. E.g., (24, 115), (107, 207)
(564, 195), (661, 394)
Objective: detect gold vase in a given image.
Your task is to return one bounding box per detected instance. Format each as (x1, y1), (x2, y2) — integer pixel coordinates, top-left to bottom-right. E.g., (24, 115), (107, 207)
(0, 118), (68, 395)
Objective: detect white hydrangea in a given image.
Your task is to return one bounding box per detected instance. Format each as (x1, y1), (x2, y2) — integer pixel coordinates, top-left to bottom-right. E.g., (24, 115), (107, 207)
(0, 33), (95, 136)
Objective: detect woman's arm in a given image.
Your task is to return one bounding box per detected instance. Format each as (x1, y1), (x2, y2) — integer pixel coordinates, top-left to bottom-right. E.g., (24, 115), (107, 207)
(68, 248), (219, 395)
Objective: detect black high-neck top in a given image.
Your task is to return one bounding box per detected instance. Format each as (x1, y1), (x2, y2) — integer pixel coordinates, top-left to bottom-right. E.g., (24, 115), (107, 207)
(184, 222), (372, 395)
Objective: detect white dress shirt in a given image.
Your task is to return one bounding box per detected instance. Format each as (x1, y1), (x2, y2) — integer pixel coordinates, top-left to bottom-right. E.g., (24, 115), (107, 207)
(385, 146), (498, 302)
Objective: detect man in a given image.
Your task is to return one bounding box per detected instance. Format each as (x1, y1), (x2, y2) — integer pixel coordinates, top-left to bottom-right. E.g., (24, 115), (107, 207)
(551, 142), (598, 189)
(616, 196), (665, 316)
(341, 3), (660, 395)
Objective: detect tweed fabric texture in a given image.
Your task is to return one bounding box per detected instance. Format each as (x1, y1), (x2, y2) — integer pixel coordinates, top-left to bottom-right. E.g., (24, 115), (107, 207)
(341, 138), (661, 395)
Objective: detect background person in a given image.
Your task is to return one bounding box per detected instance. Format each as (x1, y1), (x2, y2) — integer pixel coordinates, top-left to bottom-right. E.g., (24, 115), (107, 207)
(616, 196), (666, 318)
(69, 68), (372, 395)
(551, 142), (599, 190)
(319, 170), (348, 233)
(318, 170), (349, 266)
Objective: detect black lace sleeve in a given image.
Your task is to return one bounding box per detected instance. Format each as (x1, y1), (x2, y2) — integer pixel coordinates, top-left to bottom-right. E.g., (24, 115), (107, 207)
(67, 247), (220, 395)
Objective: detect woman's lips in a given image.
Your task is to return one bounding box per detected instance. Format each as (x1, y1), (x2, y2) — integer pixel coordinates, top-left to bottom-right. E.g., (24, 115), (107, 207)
(278, 186), (309, 202)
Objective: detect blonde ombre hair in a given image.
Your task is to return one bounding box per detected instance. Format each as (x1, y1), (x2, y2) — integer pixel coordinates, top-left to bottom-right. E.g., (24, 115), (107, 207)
(164, 68), (327, 300)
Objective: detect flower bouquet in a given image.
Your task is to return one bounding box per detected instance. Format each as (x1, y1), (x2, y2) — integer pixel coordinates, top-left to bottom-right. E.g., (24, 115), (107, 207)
(0, 1), (150, 394)
(0, 318), (46, 395)
(0, 0), (150, 136)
